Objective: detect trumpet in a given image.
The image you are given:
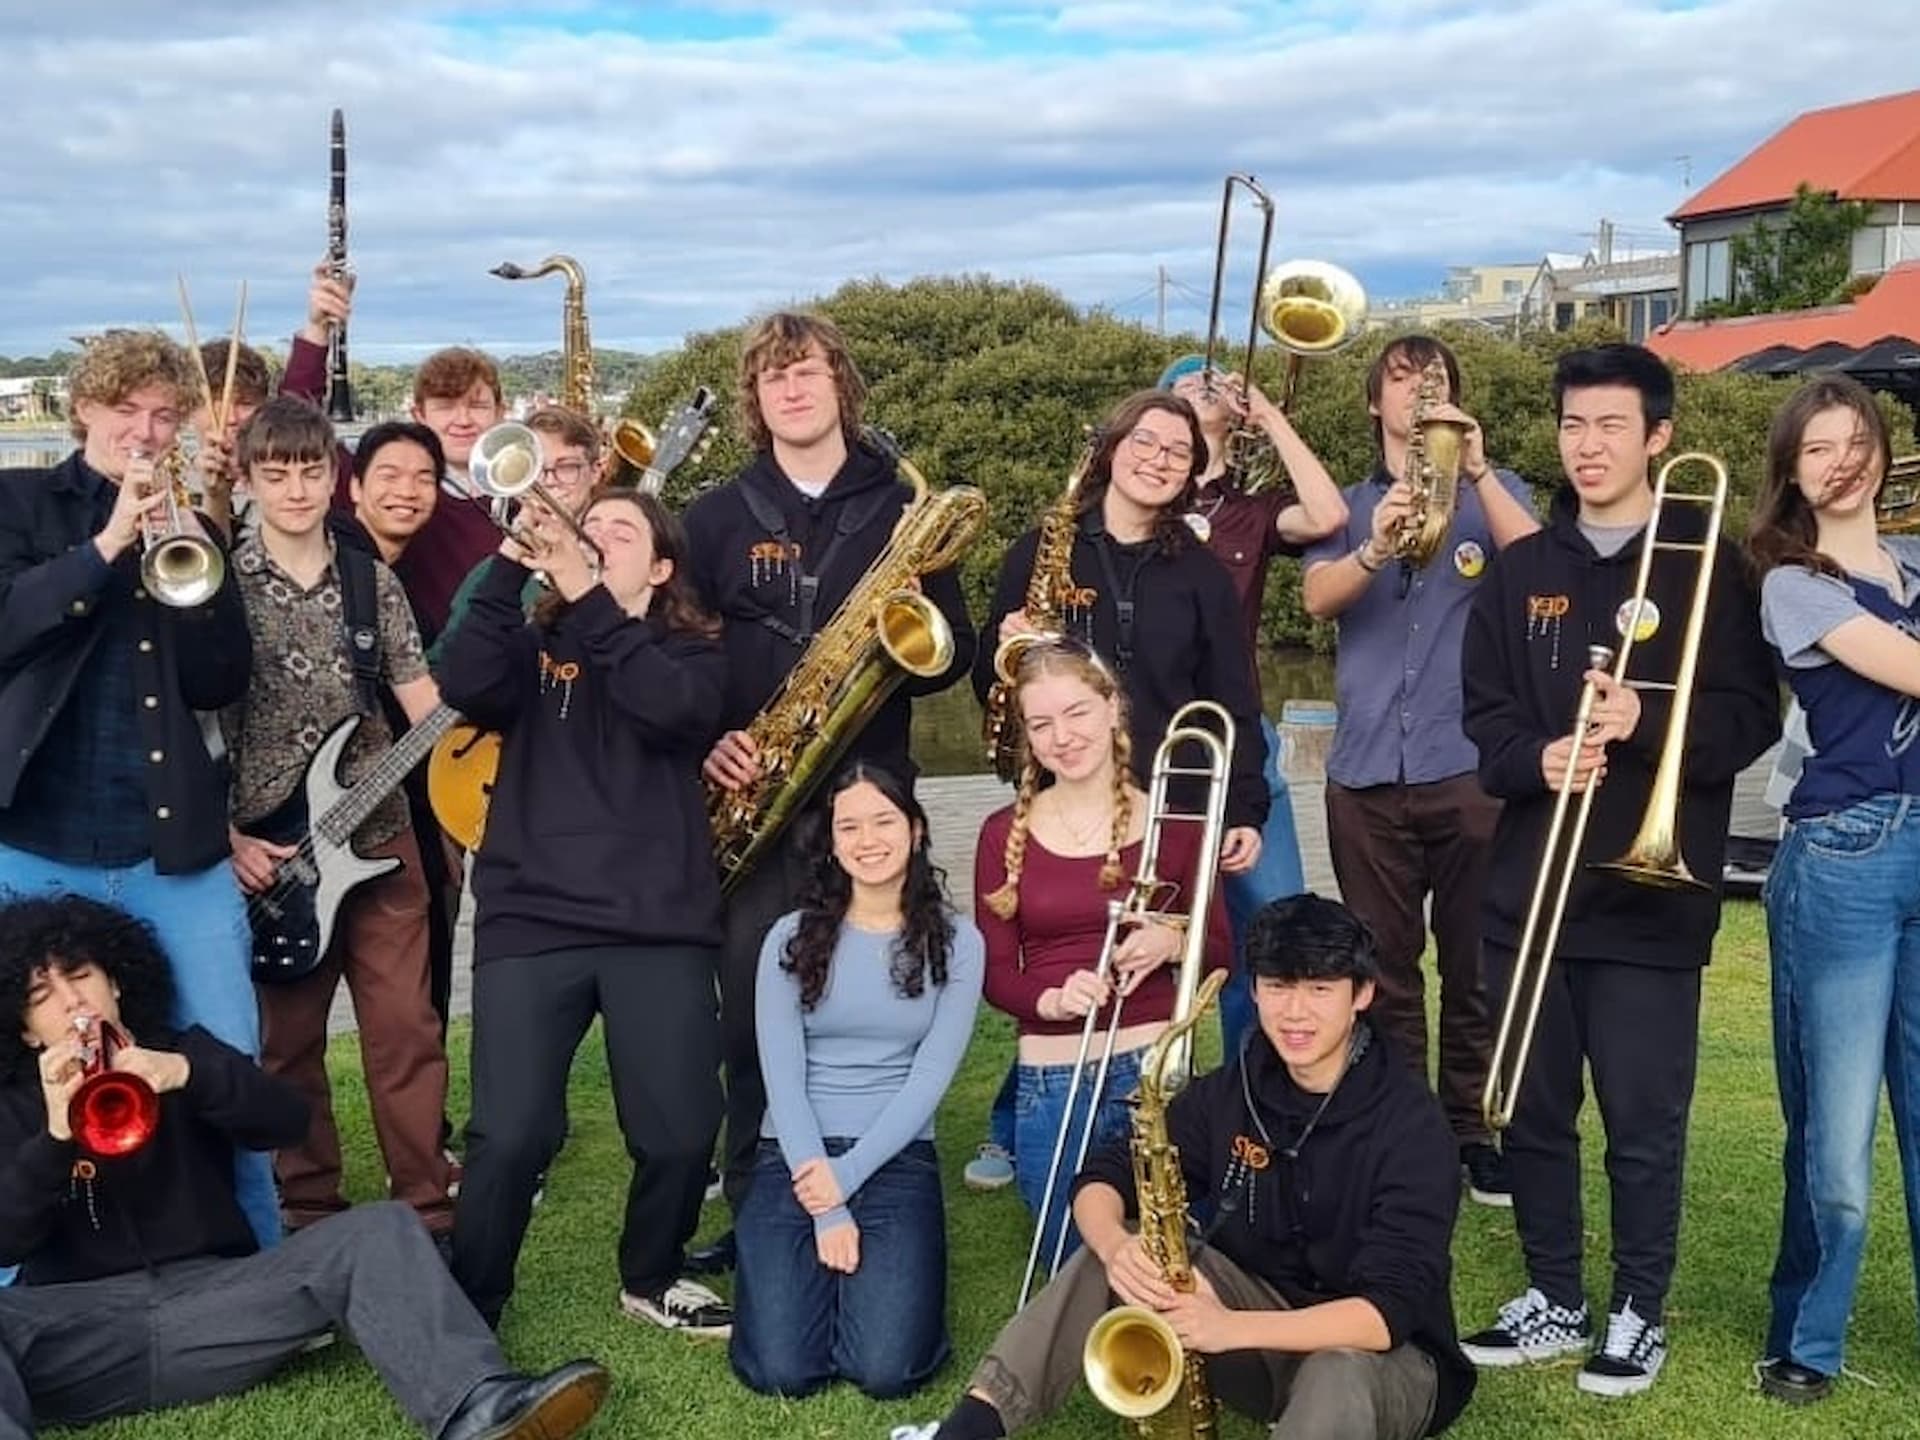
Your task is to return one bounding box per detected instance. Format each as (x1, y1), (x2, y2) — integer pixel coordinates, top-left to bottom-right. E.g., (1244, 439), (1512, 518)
(1482, 453), (1728, 1132)
(69, 1013), (160, 1158)
(130, 447), (226, 608)
(469, 422), (604, 578)
(1016, 701), (1234, 1310)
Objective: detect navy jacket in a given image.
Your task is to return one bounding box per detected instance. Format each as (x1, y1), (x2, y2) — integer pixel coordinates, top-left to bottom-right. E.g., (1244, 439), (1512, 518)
(0, 455), (251, 872)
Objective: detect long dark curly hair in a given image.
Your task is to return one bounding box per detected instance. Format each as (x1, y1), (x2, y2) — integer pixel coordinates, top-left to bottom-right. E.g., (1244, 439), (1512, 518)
(781, 762), (955, 1012)
(0, 895), (177, 1083)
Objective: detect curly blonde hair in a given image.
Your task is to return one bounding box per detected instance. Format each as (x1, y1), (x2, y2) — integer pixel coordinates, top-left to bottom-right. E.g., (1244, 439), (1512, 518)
(68, 331), (203, 441)
(736, 311), (866, 454)
(983, 641), (1135, 920)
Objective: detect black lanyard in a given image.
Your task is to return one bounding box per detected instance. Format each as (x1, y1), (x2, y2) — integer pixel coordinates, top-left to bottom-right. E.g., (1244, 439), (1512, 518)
(1089, 532), (1153, 675)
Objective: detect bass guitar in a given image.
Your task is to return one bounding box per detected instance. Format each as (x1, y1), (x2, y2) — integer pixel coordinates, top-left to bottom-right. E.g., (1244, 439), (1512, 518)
(246, 703), (460, 983)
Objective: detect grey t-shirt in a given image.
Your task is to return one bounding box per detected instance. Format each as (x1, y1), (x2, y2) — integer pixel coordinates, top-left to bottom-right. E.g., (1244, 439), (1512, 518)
(1760, 537), (1920, 670)
(1578, 519), (1642, 559)
(755, 911), (984, 1233)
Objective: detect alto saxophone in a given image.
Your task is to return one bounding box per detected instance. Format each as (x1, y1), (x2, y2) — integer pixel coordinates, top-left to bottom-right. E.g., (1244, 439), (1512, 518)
(1391, 354), (1468, 568)
(1082, 968), (1229, 1440)
(708, 432), (988, 893)
(981, 443), (1091, 782)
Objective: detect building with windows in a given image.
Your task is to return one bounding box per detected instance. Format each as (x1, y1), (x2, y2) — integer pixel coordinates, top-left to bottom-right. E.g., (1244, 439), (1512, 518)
(1669, 88), (1920, 317)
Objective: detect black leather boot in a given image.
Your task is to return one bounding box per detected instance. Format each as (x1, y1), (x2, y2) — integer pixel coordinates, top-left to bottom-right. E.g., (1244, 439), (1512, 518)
(439, 1359), (609, 1440)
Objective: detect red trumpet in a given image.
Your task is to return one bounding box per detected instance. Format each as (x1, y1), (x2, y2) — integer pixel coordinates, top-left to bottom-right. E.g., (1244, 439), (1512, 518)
(69, 1015), (159, 1158)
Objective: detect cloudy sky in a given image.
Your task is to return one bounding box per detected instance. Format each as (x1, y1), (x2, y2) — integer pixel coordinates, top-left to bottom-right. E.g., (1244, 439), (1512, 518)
(4, 0), (1912, 360)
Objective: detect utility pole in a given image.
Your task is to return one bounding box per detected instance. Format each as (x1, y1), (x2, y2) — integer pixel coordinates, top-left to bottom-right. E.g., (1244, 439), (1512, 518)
(1156, 265), (1168, 335)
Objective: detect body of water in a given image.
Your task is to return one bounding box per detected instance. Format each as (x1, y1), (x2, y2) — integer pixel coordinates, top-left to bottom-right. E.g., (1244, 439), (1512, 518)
(0, 431), (70, 469)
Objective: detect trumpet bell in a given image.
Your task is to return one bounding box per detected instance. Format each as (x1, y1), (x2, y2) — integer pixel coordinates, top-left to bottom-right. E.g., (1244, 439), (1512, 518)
(611, 418), (657, 472)
(142, 534), (225, 608)
(469, 423), (544, 500)
(1083, 1305), (1184, 1420)
(70, 1070), (160, 1158)
(1259, 259), (1369, 356)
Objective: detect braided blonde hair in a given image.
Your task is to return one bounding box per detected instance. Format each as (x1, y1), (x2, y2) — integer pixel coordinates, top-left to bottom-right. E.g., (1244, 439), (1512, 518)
(983, 642), (1134, 920)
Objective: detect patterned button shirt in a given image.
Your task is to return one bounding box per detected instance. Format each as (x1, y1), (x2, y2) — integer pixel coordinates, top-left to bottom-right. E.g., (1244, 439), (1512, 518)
(223, 535), (427, 848)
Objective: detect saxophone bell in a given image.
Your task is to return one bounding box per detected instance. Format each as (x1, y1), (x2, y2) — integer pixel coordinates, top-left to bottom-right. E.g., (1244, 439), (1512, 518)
(1083, 1306), (1185, 1419)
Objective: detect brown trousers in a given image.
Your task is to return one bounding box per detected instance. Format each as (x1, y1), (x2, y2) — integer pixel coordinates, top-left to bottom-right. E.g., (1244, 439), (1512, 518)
(971, 1246), (1436, 1439)
(1324, 775), (1501, 1146)
(258, 826), (453, 1233)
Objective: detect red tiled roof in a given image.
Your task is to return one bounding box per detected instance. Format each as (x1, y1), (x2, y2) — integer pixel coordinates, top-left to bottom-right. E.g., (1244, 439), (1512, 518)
(1671, 89), (1920, 221)
(1646, 260), (1920, 371)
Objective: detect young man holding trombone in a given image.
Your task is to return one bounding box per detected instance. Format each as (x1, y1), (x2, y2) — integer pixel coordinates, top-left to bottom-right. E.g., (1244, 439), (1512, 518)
(1458, 344), (1777, 1395)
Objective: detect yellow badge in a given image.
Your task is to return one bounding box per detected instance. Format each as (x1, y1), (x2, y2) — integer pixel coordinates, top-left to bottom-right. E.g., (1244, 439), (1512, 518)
(1453, 540), (1486, 578)
(1616, 596), (1660, 642)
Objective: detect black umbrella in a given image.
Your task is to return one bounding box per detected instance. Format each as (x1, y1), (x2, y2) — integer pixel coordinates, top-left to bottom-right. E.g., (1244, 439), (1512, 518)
(1836, 334), (1920, 375)
(1733, 344), (1804, 374)
(1769, 340), (1859, 374)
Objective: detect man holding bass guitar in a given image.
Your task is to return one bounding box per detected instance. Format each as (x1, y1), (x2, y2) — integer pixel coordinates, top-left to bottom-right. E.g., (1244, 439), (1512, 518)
(222, 396), (455, 1243)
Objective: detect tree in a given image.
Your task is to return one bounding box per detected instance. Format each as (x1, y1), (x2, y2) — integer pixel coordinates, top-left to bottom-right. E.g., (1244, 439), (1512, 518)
(1695, 183), (1874, 318)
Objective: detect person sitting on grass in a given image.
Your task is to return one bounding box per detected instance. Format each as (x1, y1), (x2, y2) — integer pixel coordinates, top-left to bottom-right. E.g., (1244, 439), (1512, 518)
(898, 893), (1474, 1440)
(0, 892), (608, 1440)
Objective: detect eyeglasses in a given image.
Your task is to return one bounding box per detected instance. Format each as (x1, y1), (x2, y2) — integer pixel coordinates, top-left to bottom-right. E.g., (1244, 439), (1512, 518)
(1126, 429), (1194, 467)
(540, 459), (591, 485)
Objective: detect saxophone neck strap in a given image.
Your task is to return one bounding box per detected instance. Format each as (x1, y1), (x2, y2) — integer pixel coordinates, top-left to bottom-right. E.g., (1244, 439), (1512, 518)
(738, 473), (894, 647)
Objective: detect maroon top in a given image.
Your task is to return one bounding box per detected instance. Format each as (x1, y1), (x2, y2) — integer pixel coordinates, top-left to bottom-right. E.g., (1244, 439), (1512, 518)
(974, 803), (1231, 1037)
(1188, 478), (1303, 705)
(284, 336), (498, 642)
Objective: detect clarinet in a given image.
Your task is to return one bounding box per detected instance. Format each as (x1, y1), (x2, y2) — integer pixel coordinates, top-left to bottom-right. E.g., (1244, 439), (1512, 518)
(325, 108), (356, 423)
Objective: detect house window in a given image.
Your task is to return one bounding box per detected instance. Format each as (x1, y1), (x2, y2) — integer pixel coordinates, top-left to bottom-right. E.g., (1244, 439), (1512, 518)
(1502, 278), (1523, 298)
(1555, 302), (1576, 329)
(1649, 294), (1674, 329)
(1852, 226), (1890, 275)
(1685, 239), (1731, 312)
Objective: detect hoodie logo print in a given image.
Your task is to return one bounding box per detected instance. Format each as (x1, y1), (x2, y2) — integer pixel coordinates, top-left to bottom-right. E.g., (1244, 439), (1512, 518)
(748, 539), (802, 602)
(1526, 593), (1570, 669)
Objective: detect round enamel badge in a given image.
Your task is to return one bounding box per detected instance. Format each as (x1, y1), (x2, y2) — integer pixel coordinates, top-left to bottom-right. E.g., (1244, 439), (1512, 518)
(1184, 512), (1212, 544)
(1615, 596), (1661, 642)
(1452, 540), (1485, 578)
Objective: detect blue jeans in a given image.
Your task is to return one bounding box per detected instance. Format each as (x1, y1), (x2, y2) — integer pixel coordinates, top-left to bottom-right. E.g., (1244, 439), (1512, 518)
(1014, 1046), (1143, 1273)
(1763, 795), (1920, 1375)
(731, 1139), (949, 1400)
(1221, 718), (1308, 1059)
(0, 841), (281, 1250)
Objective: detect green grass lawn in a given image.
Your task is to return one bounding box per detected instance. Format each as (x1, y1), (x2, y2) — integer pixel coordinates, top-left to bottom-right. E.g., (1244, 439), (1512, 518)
(52, 899), (1920, 1439)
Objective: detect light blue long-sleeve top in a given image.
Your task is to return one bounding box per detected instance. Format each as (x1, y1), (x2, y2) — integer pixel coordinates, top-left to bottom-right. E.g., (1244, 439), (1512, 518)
(755, 910), (985, 1234)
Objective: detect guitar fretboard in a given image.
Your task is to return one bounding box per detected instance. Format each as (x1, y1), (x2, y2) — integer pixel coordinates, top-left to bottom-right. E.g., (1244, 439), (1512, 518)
(318, 703), (462, 846)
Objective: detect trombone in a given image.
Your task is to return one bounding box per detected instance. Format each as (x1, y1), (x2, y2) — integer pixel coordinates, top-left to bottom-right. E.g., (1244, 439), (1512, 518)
(469, 422), (604, 578)
(1482, 453), (1728, 1133)
(1198, 174), (1367, 490)
(1015, 701), (1234, 1310)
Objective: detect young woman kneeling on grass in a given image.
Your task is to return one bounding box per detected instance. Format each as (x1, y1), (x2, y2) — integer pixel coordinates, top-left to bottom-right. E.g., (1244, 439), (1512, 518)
(730, 762), (984, 1399)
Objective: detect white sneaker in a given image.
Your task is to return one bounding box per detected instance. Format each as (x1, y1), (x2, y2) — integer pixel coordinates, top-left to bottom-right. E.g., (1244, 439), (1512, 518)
(889, 1426), (940, 1440)
(618, 1278), (733, 1337)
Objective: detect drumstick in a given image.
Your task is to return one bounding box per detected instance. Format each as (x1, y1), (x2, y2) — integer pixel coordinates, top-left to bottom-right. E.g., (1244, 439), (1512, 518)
(216, 280), (248, 432)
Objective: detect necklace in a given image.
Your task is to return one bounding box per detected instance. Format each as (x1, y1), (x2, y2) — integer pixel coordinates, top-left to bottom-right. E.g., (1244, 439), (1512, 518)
(1047, 794), (1112, 848)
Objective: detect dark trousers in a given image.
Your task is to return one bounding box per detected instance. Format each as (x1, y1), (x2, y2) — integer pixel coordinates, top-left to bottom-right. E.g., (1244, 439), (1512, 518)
(731, 1140), (950, 1400)
(0, 1203), (505, 1439)
(1326, 776), (1500, 1145)
(1486, 944), (1702, 1318)
(452, 942), (723, 1324)
(972, 1246), (1436, 1439)
(257, 827), (453, 1232)
(718, 837), (807, 1211)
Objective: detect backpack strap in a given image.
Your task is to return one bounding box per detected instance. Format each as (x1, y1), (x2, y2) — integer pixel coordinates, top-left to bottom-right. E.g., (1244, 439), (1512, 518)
(332, 520), (384, 716)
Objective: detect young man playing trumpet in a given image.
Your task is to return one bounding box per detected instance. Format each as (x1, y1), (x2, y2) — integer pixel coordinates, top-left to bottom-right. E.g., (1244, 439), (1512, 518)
(1458, 344), (1777, 1393)
(1301, 335), (1537, 1208)
(0, 892), (609, 1440)
(902, 894), (1474, 1440)
(0, 329), (276, 1248)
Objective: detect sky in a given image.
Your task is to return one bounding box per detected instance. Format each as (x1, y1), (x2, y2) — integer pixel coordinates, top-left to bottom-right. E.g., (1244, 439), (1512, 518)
(2, 0), (1914, 361)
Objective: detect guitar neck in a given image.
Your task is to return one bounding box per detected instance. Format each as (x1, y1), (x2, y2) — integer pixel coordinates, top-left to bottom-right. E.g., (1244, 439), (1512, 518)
(320, 703), (463, 844)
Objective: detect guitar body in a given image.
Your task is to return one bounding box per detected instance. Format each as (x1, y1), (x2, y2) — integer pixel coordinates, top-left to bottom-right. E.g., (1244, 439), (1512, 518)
(428, 723), (502, 853)
(246, 714), (403, 983)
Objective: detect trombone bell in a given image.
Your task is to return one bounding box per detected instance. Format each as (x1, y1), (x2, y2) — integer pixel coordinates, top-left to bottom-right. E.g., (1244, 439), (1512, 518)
(1259, 259), (1369, 356)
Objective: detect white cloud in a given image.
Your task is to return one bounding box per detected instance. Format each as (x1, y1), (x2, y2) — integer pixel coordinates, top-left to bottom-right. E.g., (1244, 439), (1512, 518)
(2, 0), (1914, 360)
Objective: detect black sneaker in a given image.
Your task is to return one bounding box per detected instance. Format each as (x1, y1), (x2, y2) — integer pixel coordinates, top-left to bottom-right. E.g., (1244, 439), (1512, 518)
(1578, 1299), (1666, 1397)
(1461, 1143), (1513, 1208)
(618, 1278), (733, 1337)
(1461, 1287), (1592, 1367)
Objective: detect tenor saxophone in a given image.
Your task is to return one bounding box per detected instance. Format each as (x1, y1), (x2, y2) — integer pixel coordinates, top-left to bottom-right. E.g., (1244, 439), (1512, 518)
(980, 443), (1091, 782)
(1081, 968), (1229, 1440)
(708, 433), (987, 893)
(1391, 354), (1468, 568)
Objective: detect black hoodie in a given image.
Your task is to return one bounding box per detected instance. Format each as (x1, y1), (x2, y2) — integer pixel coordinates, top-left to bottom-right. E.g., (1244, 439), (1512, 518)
(1073, 1026), (1474, 1435)
(0, 1026), (309, 1284)
(437, 558), (727, 963)
(681, 442), (976, 781)
(1461, 484), (1780, 968)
